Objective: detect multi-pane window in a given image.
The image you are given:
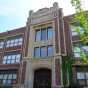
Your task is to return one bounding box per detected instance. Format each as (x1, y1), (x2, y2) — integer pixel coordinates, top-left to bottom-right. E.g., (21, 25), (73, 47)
(35, 27), (54, 41)
(0, 41), (4, 49)
(77, 72), (85, 79)
(2, 52), (21, 64)
(34, 45), (53, 58)
(6, 37), (23, 47)
(77, 72), (88, 86)
(0, 71), (17, 85)
(71, 25), (84, 36)
(73, 43), (88, 58)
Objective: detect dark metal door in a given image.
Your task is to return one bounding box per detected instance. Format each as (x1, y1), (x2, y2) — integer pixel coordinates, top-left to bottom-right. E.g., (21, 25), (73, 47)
(33, 69), (51, 88)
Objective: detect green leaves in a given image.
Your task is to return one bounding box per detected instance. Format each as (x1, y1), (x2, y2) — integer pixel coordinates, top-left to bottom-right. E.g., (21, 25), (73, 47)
(71, 0), (88, 63)
(80, 53), (88, 63)
(71, 0), (82, 11)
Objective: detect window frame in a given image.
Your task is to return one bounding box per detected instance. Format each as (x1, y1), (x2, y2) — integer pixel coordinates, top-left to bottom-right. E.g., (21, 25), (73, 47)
(6, 36), (23, 47)
(35, 26), (54, 42)
(2, 52), (21, 64)
(73, 43), (88, 58)
(71, 25), (84, 36)
(0, 41), (4, 49)
(77, 72), (88, 86)
(77, 72), (85, 80)
(34, 47), (40, 58)
(47, 27), (54, 40)
(47, 45), (53, 57)
(35, 29), (41, 41)
(34, 45), (54, 58)
(40, 46), (47, 57)
(0, 72), (17, 85)
(41, 28), (47, 41)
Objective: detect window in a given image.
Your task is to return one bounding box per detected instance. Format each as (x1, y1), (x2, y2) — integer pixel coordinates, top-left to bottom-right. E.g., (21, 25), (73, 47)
(10, 40), (14, 47)
(77, 72), (88, 86)
(18, 38), (23, 45)
(71, 26), (78, 36)
(6, 41), (10, 47)
(77, 72), (85, 80)
(40, 46), (47, 57)
(35, 30), (41, 41)
(41, 28), (47, 40)
(35, 27), (54, 41)
(6, 37), (23, 47)
(0, 71), (17, 85)
(47, 45), (53, 56)
(13, 74), (17, 79)
(73, 46), (81, 57)
(81, 46), (88, 53)
(73, 43), (88, 58)
(47, 27), (53, 39)
(2, 52), (21, 64)
(34, 45), (53, 58)
(14, 39), (18, 46)
(86, 73), (88, 79)
(34, 47), (40, 57)
(77, 72), (88, 80)
(71, 25), (84, 36)
(0, 41), (4, 49)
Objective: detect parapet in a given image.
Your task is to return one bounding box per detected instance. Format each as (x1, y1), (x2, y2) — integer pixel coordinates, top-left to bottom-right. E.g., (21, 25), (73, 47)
(27, 2), (61, 25)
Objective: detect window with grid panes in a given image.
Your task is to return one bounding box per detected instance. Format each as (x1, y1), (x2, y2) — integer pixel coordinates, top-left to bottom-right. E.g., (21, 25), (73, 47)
(0, 71), (17, 85)
(71, 22), (84, 36)
(2, 52), (21, 64)
(6, 36), (23, 47)
(73, 43), (88, 58)
(77, 72), (88, 86)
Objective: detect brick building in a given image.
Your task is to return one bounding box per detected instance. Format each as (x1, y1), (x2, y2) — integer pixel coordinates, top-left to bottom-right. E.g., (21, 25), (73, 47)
(24, 2), (71, 88)
(64, 15), (88, 87)
(0, 2), (88, 88)
(0, 27), (28, 87)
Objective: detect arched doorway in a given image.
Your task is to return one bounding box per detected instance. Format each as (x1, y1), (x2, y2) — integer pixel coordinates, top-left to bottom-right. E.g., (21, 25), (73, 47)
(33, 68), (51, 88)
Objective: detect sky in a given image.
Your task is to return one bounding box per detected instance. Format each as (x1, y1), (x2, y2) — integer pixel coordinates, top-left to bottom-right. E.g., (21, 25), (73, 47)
(0, 0), (88, 33)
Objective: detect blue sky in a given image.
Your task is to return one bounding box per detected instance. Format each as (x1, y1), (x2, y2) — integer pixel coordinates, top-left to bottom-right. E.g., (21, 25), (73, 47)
(0, 0), (88, 33)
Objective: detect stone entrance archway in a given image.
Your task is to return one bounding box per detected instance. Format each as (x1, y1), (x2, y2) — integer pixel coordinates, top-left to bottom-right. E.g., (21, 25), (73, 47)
(33, 68), (51, 88)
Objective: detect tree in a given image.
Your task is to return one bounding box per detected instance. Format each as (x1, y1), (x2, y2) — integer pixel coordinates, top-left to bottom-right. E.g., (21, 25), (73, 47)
(71, 0), (88, 63)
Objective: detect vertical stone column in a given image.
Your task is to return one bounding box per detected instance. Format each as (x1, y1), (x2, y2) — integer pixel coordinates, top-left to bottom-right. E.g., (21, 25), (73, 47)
(52, 2), (66, 88)
(18, 60), (27, 87)
(52, 57), (63, 88)
(59, 9), (66, 55)
(21, 61), (27, 83)
(25, 59), (34, 88)
(52, 58), (56, 87)
(55, 58), (61, 86)
(56, 58), (62, 88)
